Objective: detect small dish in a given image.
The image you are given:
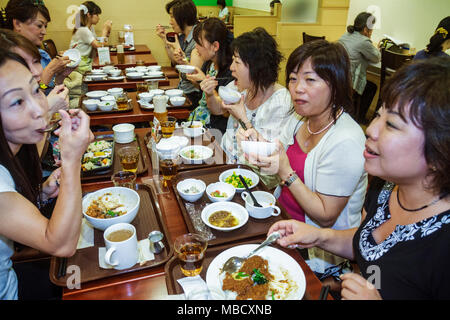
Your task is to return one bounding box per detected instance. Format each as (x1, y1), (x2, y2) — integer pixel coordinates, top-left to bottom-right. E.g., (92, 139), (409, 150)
(218, 86), (241, 104)
(175, 64), (196, 74)
(63, 48), (81, 68)
(86, 90), (108, 99)
(112, 123), (135, 143)
(170, 96), (186, 106)
(83, 99), (99, 111)
(176, 178), (206, 202)
(126, 72), (144, 79)
(179, 145), (213, 164)
(206, 182), (236, 202)
(139, 92), (154, 103)
(98, 100), (115, 111)
(201, 202), (248, 232)
(241, 140), (277, 157)
(165, 89), (183, 97)
(219, 168), (259, 192)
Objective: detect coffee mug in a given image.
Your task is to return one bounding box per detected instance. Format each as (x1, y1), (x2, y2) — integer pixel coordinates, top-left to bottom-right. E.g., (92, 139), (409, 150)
(241, 191), (281, 219)
(181, 121), (206, 138)
(104, 223), (138, 270)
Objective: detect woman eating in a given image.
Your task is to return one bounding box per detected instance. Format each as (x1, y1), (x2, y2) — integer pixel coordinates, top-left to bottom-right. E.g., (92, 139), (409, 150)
(221, 27), (292, 189)
(0, 48), (93, 300)
(268, 57), (450, 299)
(185, 17), (234, 134)
(242, 40), (367, 276)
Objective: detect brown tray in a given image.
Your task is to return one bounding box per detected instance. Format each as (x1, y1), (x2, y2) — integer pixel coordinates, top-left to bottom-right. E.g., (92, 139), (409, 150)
(81, 132), (149, 182)
(143, 129), (227, 173)
(49, 183), (173, 286)
(83, 73), (126, 83)
(172, 164), (290, 247)
(80, 94), (133, 114)
(164, 238), (307, 298)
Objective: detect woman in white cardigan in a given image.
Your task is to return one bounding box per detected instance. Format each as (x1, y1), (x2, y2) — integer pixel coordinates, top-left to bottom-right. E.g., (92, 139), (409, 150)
(241, 40), (367, 276)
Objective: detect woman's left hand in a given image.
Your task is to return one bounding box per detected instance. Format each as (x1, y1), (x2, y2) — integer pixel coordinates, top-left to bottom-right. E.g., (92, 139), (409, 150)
(221, 95), (246, 121)
(186, 67), (206, 83)
(340, 273), (382, 300)
(47, 85), (69, 115)
(245, 139), (292, 176)
(41, 168), (61, 200)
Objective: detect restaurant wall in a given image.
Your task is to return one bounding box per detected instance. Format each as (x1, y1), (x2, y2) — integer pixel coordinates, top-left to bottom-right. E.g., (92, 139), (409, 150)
(347, 0), (450, 52)
(0, 0), (175, 66)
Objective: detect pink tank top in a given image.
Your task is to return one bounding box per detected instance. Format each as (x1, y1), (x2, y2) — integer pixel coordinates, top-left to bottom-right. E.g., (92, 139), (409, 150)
(278, 137), (308, 222)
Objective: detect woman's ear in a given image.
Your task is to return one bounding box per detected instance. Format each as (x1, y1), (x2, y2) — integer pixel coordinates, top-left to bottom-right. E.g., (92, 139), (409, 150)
(12, 19), (22, 32)
(213, 41), (220, 53)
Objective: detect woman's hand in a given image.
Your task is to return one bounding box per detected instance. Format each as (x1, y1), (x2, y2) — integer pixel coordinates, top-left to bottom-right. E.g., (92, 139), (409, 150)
(41, 168), (61, 201)
(47, 85), (69, 115)
(47, 56), (71, 75)
(200, 75), (219, 97)
(221, 95), (246, 121)
(186, 67), (206, 83)
(245, 139), (291, 176)
(340, 273), (382, 300)
(54, 109), (94, 166)
(268, 219), (323, 249)
(173, 47), (187, 65)
(156, 24), (166, 40)
(102, 20), (113, 37)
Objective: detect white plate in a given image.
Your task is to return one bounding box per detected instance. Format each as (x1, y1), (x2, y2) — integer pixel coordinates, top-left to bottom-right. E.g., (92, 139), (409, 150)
(86, 90), (108, 98)
(206, 244), (306, 300)
(108, 75), (125, 80)
(179, 145), (213, 164)
(145, 71), (164, 78)
(126, 72), (144, 79)
(219, 168), (259, 192)
(138, 100), (154, 109)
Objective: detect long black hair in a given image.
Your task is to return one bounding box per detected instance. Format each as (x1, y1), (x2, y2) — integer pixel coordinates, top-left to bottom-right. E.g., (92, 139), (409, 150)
(347, 12), (375, 34)
(425, 16), (450, 55)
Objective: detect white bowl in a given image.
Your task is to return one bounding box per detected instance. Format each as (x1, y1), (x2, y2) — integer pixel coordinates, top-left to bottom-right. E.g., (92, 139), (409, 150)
(126, 72), (144, 79)
(83, 99), (99, 111)
(176, 178), (206, 202)
(219, 168), (260, 192)
(241, 140), (277, 157)
(64, 48), (81, 68)
(165, 89), (183, 98)
(112, 123), (135, 143)
(146, 71), (164, 78)
(218, 86), (241, 104)
(139, 92), (154, 102)
(108, 69), (122, 77)
(125, 67), (137, 73)
(170, 96), (186, 106)
(149, 89), (165, 96)
(181, 120), (205, 138)
(91, 69), (105, 74)
(206, 182), (236, 202)
(147, 65), (162, 72)
(102, 66), (115, 73)
(241, 190), (281, 219)
(179, 145), (213, 164)
(135, 66), (148, 73)
(89, 74), (107, 81)
(82, 186), (140, 231)
(107, 87), (123, 98)
(175, 64), (196, 74)
(100, 95), (116, 102)
(201, 202), (248, 232)
(86, 90), (108, 99)
(98, 100), (115, 111)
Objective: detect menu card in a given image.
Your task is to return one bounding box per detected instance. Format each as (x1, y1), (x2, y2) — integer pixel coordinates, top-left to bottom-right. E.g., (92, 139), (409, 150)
(97, 47), (111, 65)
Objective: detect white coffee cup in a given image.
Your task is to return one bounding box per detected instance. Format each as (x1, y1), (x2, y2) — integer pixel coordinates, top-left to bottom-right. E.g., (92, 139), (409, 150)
(181, 121), (206, 138)
(241, 191), (281, 219)
(103, 223), (138, 270)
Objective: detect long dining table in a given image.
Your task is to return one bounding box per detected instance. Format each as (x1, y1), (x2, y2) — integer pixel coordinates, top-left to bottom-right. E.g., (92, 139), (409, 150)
(51, 126), (331, 301)
(93, 52), (158, 69)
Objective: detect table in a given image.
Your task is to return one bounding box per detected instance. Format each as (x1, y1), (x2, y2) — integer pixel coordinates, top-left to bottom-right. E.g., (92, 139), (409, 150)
(109, 44), (151, 56)
(55, 128), (330, 300)
(82, 92), (193, 126)
(93, 53), (158, 69)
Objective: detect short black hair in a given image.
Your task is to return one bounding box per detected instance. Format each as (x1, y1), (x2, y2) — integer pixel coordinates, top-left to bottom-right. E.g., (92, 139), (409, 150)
(285, 40), (353, 119)
(231, 27), (282, 96)
(4, 0), (51, 30)
(347, 12), (375, 33)
(166, 0), (197, 30)
(217, 0), (226, 7)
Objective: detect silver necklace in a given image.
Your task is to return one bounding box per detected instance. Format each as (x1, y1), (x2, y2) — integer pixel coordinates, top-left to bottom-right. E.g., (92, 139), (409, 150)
(307, 108), (343, 135)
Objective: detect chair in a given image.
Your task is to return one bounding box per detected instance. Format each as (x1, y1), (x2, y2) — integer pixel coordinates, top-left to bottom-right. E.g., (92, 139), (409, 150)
(302, 32), (325, 44)
(42, 39), (58, 59)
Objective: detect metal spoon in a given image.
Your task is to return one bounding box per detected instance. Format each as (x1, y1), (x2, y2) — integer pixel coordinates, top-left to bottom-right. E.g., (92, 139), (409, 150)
(239, 174), (262, 207)
(221, 232), (281, 274)
(42, 121), (59, 133)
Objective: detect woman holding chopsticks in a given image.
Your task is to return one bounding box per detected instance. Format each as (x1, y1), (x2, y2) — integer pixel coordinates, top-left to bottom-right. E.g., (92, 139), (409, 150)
(0, 48), (93, 300)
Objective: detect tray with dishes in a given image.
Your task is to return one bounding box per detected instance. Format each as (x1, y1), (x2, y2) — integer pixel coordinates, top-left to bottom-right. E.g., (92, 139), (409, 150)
(83, 69), (125, 83)
(143, 129), (227, 173)
(81, 133), (149, 182)
(172, 164), (290, 247)
(164, 238), (307, 300)
(49, 183), (173, 286)
(80, 91), (133, 114)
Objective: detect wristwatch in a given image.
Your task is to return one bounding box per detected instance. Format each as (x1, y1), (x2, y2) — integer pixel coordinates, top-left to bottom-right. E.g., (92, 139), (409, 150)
(283, 172), (299, 187)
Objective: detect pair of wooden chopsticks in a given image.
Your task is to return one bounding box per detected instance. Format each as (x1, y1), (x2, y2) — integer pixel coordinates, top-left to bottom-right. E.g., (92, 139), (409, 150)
(319, 285), (330, 300)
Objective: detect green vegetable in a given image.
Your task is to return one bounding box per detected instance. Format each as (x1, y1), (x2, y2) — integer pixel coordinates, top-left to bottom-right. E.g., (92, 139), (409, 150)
(235, 272), (249, 279)
(106, 210), (117, 217)
(271, 290), (275, 300)
(252, 268), (268, 285)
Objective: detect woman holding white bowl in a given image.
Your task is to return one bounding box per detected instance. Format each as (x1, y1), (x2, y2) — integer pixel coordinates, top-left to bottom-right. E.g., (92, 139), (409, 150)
(241, 40), (367, 277)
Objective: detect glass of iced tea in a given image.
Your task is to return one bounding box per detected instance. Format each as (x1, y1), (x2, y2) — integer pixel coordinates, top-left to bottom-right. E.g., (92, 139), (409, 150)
(160, 116), (177, 138)
(159, 153), (179, 187)
(118, 146), (140, 173)
(116, 93), (129, 110)
(174, 233), (208, 277)
(111, 171), (137, 189)
(136, 82), (149, 94)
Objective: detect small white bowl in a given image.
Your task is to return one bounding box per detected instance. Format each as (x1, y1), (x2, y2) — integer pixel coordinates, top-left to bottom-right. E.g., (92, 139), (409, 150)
(125, 67), (137, 73)
(101, 95), (116, 102)
(139, 92), (154, 103)
(107, 87), (124, 98)
(82, 186), (140, 231)
(113, 123), (135, 143)
(201, 202), (248, 232)
(181, 121), (205, 138)
(98, 100), (115, 111)
(218, 86), (241, 104)
(126, 72), (144, 79)
(147, 65), (162, 72)
(146, 71), (164, 78)
(108, 69), (122, 77)
(179, 145), (213, 164)
(206, 182), (236, 202)
(175, 64), (196, 74)
(176, 178), (206, 202)
(63, 48), (81, 68)
(91, 69), (105, 74)
(170, 96), (186, 106)
(219, 168), (260, 192)
(135, 66), (148, 73)
(149, 89), (165, 96)
(241, 140), (277, 157)
(83, 99), (99, 111)
(89, 74), (107, 81)
(86, 90), (108, 99)
(165, 89), (183, 97)
(102, 65), (115, 73)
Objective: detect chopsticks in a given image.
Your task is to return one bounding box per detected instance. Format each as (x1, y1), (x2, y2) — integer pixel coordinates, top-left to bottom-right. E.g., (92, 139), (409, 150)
(238, 119), (254, 141)
(57, 257), (67, 279)
(319, 284), (330, 300)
